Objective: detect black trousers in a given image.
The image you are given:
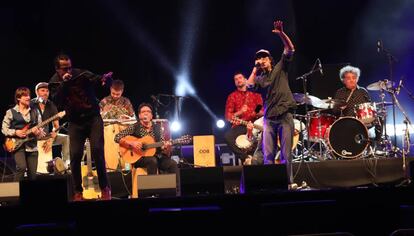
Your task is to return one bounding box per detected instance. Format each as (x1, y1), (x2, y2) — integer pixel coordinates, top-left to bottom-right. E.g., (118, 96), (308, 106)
(224, 125), (249, 164)
(68, 115), (109, 193)
(134, 156), (178, 175)
(13, 148), (38, 181)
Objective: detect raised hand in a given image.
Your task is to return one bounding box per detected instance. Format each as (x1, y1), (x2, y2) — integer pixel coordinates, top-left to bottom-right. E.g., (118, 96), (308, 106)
(272, 20), (283, 34)
(102, 72), (113, 86)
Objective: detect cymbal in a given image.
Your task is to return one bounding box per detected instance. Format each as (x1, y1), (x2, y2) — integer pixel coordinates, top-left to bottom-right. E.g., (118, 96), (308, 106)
(375, 101), (393, 106)
(293, 93), (322, 107)
(321, 98), (347, 108)
(367, 80), (395, 91)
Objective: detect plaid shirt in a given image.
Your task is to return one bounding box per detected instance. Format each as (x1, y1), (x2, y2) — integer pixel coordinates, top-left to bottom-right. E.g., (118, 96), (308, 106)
(99, 96), (135, 119)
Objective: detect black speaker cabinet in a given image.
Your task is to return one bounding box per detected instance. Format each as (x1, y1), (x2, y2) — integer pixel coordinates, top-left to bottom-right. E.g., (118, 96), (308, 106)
(137, 174), (177, 198)
(20, 175), (70, 206)
(241, 164), (288, 194)
(178, 167), (224, 196)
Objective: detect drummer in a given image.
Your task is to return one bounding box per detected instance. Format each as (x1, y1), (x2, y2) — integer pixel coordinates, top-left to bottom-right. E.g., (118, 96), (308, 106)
(99, 79), (136, 121)
(333, 65), (371, 117)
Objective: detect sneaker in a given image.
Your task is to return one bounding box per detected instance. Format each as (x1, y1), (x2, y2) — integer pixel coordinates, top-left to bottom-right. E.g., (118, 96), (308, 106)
(100, 186), (112, 200)
(73, 192), (84, 202)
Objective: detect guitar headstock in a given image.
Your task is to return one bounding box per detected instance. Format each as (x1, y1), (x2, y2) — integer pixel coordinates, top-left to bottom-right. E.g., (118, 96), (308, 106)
(175, 135), (192, 145)
(57, 111), (66, 118)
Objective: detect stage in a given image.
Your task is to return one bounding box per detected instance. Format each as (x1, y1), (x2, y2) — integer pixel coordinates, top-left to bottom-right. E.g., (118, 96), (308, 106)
(0, 157), (413, 235)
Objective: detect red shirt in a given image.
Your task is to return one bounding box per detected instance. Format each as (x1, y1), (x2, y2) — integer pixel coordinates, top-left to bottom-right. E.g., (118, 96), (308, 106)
(225, 90), (263, 125)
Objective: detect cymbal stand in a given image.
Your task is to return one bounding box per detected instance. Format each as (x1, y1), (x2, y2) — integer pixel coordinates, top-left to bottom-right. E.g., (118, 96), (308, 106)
(295, 59), (322, 161)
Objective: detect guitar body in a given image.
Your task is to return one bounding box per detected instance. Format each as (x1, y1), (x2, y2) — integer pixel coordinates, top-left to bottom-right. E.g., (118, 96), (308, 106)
(119, 136), (157, 164)
(4, 125), (30, 152)
(81, 165), (101, 199)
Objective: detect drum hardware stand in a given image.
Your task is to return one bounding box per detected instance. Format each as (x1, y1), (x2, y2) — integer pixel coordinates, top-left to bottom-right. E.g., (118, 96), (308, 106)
(397, 118), (412, 186)
(296, 59), (323, 162)
(377, 40), (399, 154)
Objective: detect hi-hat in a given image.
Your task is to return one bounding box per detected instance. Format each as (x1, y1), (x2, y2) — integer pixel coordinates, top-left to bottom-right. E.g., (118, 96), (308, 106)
(367, 80), (395, 91)
(375, 101), (393, 106)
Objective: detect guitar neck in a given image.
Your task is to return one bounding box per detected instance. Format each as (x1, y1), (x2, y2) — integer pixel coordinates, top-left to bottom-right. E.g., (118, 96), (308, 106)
(27, 113), (61, 135)
(143, 139), (182, 150)
(234, 118), (263, 131)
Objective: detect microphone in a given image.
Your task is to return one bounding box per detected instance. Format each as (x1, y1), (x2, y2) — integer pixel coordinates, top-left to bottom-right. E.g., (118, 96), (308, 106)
(255, 62), (261, 68)
(317, 58), (323, 76)
(396, 79), (403, 95)
(377, 40), (383, 53)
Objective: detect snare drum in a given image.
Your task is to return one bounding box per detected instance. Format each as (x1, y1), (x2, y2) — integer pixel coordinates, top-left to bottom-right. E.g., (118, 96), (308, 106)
(308, 113), (336, 142)
(325, 117), (369, 159)
(355, 102), (377, 125)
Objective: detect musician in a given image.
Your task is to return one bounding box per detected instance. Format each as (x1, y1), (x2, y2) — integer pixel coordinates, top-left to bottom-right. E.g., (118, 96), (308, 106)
(49, 54), (112, 201)
(2, 87), (44, 180)
(30, 82), (70, 162)
(333, 65), (371, 117)
(99, 79), (135, 120)
(333, 65), (383, 142)
(114, 103), (177, 174)
(246, 20), (296, 185)
(224, 72), (263, 165)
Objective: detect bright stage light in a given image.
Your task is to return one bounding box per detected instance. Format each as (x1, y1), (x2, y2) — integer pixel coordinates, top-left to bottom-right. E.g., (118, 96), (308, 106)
(216, 119), (225, 129)
(170, 120), (182, 132)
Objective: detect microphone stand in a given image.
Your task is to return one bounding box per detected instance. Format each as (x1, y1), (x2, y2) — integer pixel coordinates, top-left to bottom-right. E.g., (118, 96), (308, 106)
(295, 62), (322, 162)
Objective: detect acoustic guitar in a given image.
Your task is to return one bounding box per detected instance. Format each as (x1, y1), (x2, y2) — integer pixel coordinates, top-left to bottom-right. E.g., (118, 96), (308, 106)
(119, 135), (192, 164)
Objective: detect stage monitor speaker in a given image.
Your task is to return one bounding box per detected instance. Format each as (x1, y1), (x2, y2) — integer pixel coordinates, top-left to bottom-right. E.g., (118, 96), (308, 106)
(178, 167), (224, 196)
(241, 164), (288, 194)
(137, 174), (177, 198)
(20, 175), (69, 206)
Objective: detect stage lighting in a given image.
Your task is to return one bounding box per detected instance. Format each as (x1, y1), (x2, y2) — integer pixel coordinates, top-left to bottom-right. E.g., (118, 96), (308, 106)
(216, 119), (225, 129)
(171, 120), (182, 132)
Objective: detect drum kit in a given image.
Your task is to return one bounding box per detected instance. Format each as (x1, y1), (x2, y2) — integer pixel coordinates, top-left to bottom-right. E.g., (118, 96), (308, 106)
(288, 78), (411, 161)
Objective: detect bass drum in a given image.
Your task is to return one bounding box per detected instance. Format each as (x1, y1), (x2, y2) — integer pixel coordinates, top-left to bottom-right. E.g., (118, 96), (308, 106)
(325, 117), (369, 159)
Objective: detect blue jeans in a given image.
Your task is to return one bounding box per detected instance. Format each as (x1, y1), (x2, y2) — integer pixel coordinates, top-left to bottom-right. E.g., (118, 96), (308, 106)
(262, 112), (294, 184)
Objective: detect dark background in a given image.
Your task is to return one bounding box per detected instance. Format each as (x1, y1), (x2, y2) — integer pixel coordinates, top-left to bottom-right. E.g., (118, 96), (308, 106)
(1, 0), (413, 150)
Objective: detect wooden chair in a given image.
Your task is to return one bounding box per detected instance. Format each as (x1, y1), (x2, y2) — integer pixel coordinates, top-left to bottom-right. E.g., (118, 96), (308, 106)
(131, 167), (148, 198)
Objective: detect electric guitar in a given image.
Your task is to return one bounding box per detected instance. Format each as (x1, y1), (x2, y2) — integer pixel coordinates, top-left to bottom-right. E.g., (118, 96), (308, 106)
(119, 135), (192, 164)
(230, 117), (300, 151)
(81, 139), (100, 199)
(4, 111), (66, 153)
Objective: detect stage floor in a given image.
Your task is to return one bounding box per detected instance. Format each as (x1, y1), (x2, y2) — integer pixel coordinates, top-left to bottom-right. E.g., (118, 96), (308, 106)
(0, 157), (413, 235)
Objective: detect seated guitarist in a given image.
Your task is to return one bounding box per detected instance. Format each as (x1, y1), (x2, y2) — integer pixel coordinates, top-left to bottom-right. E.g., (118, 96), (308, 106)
(224, 72), (263, 165)
(2, 87), (45, 180)
(114, 103), (177, 174)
